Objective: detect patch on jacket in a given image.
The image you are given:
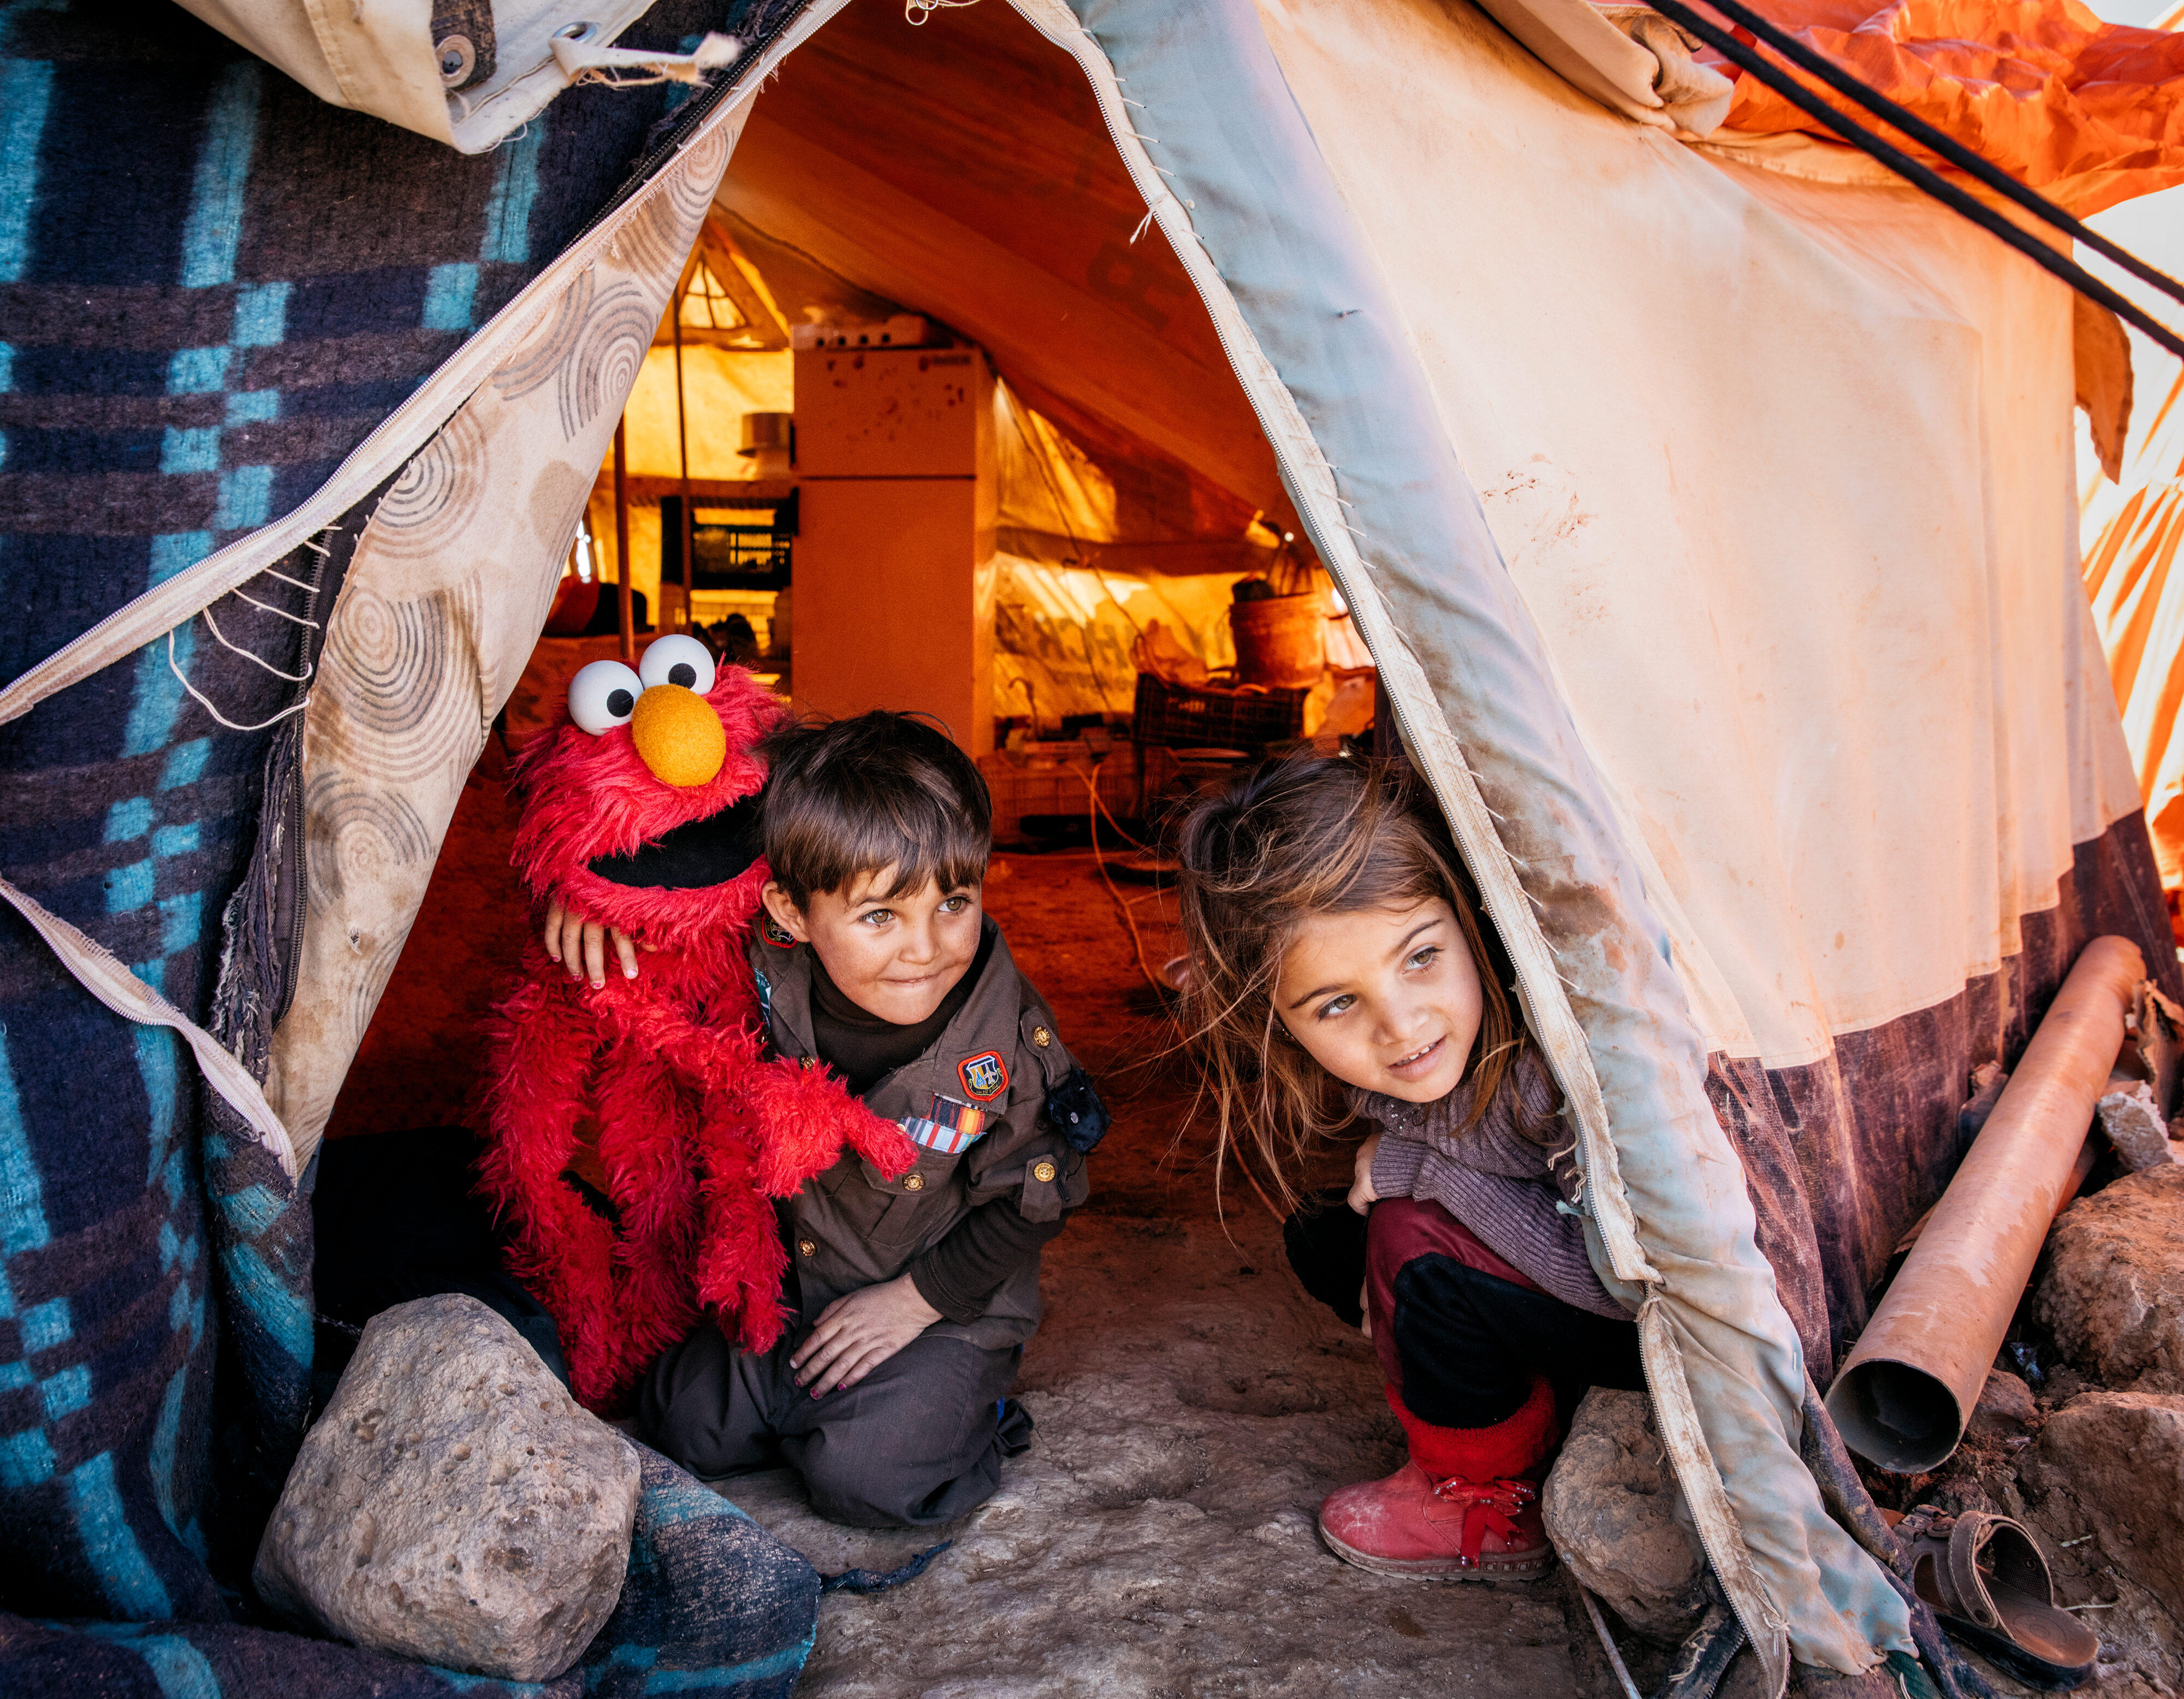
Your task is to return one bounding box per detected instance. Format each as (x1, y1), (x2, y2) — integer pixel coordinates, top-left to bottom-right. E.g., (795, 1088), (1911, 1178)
(902, 1095), (991, 1155)
(759, 910), (797, 948)
(958, 1050), (1009, 1100)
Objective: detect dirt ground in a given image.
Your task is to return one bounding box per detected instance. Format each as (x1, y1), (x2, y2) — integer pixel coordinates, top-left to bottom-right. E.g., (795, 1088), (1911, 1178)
(329, 756), (1629, 1696)
(335, 738), (2184, 1696)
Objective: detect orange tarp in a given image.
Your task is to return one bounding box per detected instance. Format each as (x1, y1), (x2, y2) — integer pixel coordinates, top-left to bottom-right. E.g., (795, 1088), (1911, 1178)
(2085, 368), (2184, 890)
(1704, 0), (2184, 216)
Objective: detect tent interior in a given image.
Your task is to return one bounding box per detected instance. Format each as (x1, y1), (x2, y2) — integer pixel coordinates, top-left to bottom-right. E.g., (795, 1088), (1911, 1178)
(325, 4), (1477, 1687)
(517, 0), (1380, 765)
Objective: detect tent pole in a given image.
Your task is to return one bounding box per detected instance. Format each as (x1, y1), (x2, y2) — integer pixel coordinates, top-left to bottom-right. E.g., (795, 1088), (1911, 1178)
(672, 296), (695, 637)
(613, 418), (634, 665)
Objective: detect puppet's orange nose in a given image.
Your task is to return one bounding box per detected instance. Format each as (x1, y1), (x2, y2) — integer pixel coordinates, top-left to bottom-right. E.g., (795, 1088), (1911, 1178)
(630, 685), (727, 788)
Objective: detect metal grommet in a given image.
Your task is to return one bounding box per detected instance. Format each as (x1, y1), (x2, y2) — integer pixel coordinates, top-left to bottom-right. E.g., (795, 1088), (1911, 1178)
(553, 20), (597, 40)
(1031, 1160), (1057, 1183)
(903, 1174), (925, 1192)
(796, 1238), (817, 1257)
(1032, 1026), (1052, 1049)
(436, 34), (475, 84)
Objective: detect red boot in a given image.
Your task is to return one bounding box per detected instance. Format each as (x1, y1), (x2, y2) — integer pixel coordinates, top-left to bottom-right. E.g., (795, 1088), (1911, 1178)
(1318, 1376), (1559, 1579)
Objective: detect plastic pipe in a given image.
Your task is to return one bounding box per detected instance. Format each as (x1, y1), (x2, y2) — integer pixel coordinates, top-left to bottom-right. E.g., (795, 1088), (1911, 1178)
(1826, 935), (2144, 1473)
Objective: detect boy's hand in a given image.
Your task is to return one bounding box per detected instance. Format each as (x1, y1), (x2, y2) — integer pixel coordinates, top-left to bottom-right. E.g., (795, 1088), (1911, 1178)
(790, 1275), (942, 1396)
(543, 898), (654, 988)
(1348, 1130), (1382, 1215)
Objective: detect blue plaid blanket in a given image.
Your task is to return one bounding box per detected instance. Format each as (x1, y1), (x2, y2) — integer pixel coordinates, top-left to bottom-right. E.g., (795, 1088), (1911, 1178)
(0, 1), (819, 1689)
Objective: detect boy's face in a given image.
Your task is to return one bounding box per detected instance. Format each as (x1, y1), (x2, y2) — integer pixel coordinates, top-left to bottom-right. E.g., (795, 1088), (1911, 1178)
(763, 866), (983, 1026)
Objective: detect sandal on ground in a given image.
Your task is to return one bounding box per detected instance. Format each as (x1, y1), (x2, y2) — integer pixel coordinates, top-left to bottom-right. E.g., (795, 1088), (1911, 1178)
(1896, 1507), (2097, 1691)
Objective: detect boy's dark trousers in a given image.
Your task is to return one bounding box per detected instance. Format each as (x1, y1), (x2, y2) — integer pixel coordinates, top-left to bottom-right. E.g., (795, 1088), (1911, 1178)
(638, 1320), (1031, 1528)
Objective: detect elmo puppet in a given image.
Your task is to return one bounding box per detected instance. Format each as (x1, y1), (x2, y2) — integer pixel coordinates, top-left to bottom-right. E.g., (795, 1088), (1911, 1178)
(476, 636), (913, 1413)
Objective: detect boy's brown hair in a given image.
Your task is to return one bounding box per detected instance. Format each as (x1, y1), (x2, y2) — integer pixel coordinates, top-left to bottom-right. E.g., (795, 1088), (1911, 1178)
(760, 711), (992, 908)
(1175, 754), (1547, 1213)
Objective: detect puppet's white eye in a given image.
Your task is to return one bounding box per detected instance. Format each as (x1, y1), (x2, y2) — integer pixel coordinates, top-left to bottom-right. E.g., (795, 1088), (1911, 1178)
(568, 660), (644, 735)
(639, 634), (716, 695)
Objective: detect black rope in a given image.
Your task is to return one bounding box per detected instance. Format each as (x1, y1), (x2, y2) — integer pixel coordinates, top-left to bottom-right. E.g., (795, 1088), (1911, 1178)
(1644, 0), (2184, 362)
(1690, 0), (2184, 309)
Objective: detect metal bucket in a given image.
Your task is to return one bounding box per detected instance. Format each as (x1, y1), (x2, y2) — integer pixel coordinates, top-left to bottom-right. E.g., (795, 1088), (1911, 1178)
(1228, 593), (1327, 689)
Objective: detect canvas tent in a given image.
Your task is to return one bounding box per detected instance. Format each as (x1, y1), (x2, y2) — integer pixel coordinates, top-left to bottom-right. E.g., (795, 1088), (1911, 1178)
(3, 0), (2182, 1691)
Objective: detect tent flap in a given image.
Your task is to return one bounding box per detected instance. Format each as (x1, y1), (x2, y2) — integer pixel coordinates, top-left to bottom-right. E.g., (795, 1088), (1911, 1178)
(1026, 0), (1989, 1680)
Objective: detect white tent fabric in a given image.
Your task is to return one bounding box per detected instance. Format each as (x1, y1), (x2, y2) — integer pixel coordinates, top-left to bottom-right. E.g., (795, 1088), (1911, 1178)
(172, 0), (738, 152)
(1254, 0), (2143, 1070)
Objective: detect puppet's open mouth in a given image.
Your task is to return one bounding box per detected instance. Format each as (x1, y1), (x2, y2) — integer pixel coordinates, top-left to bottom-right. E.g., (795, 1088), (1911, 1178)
(586, 791), (764, 890)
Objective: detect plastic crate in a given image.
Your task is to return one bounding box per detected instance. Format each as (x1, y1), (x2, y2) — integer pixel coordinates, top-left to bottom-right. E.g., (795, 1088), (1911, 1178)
(1131, 673), (1309, 751)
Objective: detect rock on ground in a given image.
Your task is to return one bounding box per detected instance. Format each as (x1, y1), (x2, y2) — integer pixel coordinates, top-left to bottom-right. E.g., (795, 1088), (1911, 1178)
(1964, 1370), (2038, 1444)
(2035, 1165), (2184, 1394)
(1541, 1389), (1705, 1644)
(255, 1293), (640, 1680)
(2019, 1391), (2184, 1626)
(2096, 1080), (2175, 1173)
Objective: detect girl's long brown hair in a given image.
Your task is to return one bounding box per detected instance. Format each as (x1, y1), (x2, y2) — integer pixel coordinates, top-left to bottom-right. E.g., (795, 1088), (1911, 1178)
(1175, 754), (1546, 1215)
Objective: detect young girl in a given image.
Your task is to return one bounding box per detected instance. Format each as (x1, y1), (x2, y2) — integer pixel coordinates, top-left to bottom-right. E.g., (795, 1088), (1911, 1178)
(1177, 754), (1645, 1580)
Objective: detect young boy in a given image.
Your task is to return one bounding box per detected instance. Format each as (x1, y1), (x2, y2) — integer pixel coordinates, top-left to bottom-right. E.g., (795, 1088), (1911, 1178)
(608, 712), (1098, 1528)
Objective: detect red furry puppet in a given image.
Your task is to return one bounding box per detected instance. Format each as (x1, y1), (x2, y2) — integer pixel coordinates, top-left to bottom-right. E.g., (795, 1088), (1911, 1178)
(476, 636), (913, 1413)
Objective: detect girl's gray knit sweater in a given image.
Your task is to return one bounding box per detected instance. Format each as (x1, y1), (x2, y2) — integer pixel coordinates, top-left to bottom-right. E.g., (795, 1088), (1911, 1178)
(1357, 1047), (1628, 1319)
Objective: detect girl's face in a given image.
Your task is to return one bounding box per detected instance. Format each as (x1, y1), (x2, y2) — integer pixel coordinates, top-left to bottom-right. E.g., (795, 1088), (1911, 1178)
(1273, 897), (1483, 1103)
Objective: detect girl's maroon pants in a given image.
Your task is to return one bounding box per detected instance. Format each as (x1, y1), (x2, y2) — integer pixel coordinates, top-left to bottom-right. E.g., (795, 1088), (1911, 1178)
(1357, 1195), (1645, 1429)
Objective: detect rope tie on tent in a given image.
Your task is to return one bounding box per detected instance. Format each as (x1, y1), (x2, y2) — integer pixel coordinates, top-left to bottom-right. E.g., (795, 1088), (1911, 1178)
(1645, 0), (2184, 360)
(549, 29), (741, 88)
(904, 0), (981, 21)
(198, 611), (311, 685)
(164, 547), (329, 733)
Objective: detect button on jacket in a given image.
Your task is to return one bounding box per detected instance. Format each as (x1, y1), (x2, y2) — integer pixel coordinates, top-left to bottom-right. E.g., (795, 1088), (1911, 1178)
(747, 917), (1092, 1349)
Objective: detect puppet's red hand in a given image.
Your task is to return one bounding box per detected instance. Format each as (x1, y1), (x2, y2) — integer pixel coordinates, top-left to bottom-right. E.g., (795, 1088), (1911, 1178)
(741, 1055), (916, 1195)
(789, 1275), (942, 1395)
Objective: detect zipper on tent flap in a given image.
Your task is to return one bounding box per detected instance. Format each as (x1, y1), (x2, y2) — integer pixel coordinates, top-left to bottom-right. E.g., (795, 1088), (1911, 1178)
(271, 540), (330, 1029)
(1635, 1298), (1792, 1696)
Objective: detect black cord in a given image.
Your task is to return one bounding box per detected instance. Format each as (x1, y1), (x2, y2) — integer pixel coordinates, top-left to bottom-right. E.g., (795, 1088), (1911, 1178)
(1690, 0), (2184, 311)
(1645, 0), (2184, 362)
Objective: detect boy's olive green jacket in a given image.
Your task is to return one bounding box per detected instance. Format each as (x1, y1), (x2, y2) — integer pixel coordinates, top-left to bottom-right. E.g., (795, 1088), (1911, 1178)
(745, 917), (1092, 1349)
